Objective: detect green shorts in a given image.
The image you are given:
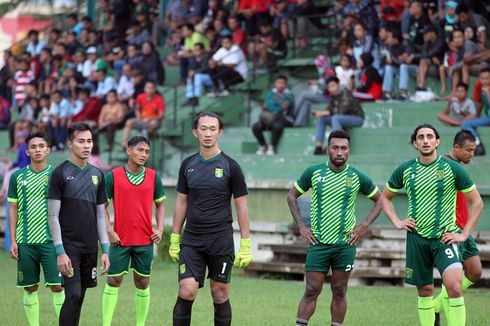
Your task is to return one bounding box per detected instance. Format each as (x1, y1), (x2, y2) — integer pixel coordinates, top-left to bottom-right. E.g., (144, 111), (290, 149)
(108, 244), (154, 277)
(17, 243), (62, 287)
(305, 243), (356, 274)
(460, 235), (480, 261)
(405, 232), (462, 286)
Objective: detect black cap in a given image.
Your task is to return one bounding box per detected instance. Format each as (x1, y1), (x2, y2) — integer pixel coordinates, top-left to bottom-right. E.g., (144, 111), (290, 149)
(422, 24), (437, 34)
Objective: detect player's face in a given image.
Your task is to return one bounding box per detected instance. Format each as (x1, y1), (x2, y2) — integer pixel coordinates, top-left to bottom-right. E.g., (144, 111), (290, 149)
(26, 137), (50, 163)
(128, 142), (150, 166)
(68, 130), (93, 160)
(455, 141), (476, 164)
(192, 116), (223, 149)
(413, 128), (440, 156)
(327, 138), (350, 167)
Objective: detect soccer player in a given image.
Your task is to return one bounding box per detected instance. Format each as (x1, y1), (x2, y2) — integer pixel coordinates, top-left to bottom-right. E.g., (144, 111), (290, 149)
(382, 124), (484, 326)
(8, 132), (65, 326)
(102, 136), (165, 326)
(433, 130), (482, 324)
(169, 112), (253, 326)
(288, 130), (383, 326)
(47, 122), (110, 326)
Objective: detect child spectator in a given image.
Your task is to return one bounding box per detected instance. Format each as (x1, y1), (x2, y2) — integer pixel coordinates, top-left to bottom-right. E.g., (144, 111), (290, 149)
(353, 53), (382, 101)
(252, 75), (294, 155)
(335, 54), (355, 90)
(437, 83), (476, 126)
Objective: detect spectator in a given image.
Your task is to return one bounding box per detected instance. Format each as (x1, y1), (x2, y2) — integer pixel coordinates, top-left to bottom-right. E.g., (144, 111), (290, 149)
(413, 24), (445, 92)
(48, 90), (73, 150)
(461, 67), (490, 155)
(13, 59), (35, 109)
(67, 13), (83, 36)
(229, 16), (248, 56)
(313, 76), (364, 155)
(335, 53), (355, 90)
(252, 75), (294, 155)
(0, 95), (9, 130)
(95, 68), (117, 100)
(440, 1), (458, 41)
(127, 21), (152, 46)
(117, 63), (135, 102)
(0, 50), (12, 99)
(208, 35), (247, 96)
(184, 43), (212, 107)
(140, 41), (165, 85)
(269, 0), (293, 39)
(353, 52), (382, 101)
(98, 90), (126, 151)
(70, 88), (103, 126)
(343, 0), (379, 33)
(404, 0), (431, 46)
(82, 46), (98, 78)
(381, 28), (411, 100)
(447, 28), (479, 94)
(379, 0), (406, 22)
(237, 0), (271, 37)
(121, 81), (165, 149)
(34, 94), (50, 133)
(437, 82), (476, 126)
(126, 44), (144, 69)
(26, 30), (46, 57)
(292, 0), (323, 50)
(65, 31), (80, 57)
(179, 23), (210, 83)
(251, 20), (288, 72)
(456, 3), (490, 50)
(352, 22), (380, 71)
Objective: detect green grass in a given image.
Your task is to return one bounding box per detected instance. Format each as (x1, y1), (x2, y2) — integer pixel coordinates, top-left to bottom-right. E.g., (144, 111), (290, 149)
(0, 252), (489, 325)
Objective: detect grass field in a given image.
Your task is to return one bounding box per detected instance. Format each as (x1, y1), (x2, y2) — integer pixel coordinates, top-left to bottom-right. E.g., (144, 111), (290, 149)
(0, 252), (488, 325)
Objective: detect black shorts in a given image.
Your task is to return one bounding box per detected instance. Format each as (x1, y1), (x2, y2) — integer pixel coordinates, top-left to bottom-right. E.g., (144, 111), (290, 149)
(178, 233), (235, 288)
(63, 246), (98, 288)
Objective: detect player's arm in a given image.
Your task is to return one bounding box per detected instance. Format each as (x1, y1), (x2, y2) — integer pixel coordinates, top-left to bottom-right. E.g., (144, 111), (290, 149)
(8, 202), (18, 259)
(104, 172), (120, 245)
(96, 175), (110, 274)
(151, 172), (166, 244)
(48, 198), (72, 276)
(234, 195), (253, 268)
(345, 190), (383, 245)
(169, 192), (187, 262)
(381, 188), (416, 231)
(287, 187), (317, 245)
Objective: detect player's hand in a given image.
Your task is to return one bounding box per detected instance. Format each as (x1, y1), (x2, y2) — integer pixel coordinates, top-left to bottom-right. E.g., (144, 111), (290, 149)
(57, 254), (73, 277)
(169, 233), (181, 263)
(441, 232), (467, 245)
(9, 242), (18, 260)
(395, 218), (416, 231)
(234, 238), (253, 268)
(299, 226), (318, 245)
(108, 230), (121, 246)
(345, 223), (368, 245)
(100, 253), (110, 275)
(151, 229), (163, 244)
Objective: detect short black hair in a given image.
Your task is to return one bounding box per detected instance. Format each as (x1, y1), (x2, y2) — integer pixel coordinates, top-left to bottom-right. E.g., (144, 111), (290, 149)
(67, 122), (92, 142)
(220, 34), (232, 42)
(128, 136), (150, 148)
(194, 42), (205, 50)
(25, 131), (49, 146)
(456, 3), (469, 14)
(193, 111), (224, 130)
(328, 130), (350, 145)
(28, 29), (39, 37)
(479, 66), (490, 75)
(276, 75), (288, 82)
(353, 21), (367, 31)
(410, 124), (440, 143)
(52, 90), (63, 97)
(78, 87), (91, 97)
(455, 82), (469, 91)
(326, 76), (340, 85)
(453, 130), (476, 146)
(183, 23), (195, 31)
(67, 13), (78, 20)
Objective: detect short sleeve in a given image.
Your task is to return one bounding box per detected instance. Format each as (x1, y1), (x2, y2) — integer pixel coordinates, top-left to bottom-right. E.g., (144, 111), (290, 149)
(295, 166), (315, 194)
(6, 170), (20, 203)
(97, 171), (108, 205)
(472, 80), (482, 103)
(176, 158), (190, 194)
(451, 162), (475, 193)
(48, 167), (64, 200)
(466, 99), (476, 115)
(386, 163), (407, 193)
(356, 170), (378, 198)
(135, 94), (144, 106)
(154, 172), (166, 202)
(105, 171), (114, 201)
(229, 160), (248, 198)
(158, 96), (165, 113)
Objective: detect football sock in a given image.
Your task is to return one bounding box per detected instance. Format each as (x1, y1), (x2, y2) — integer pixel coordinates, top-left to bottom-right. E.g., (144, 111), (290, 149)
(448, 297), (465, 326)
(331, 323), (343, 326)
(135, 287), (150, 326)
(296, 318), (308, 326)
(102, 284), (120, 326)
(52, 290), (65, 317)
(417, 296), (435, 326)
(462, 275), (474, 291)
(433, 286), (446, 313)
(23, 291), (39, 326)
(173, 296), (194, 326)
(214, 300), (232, 326)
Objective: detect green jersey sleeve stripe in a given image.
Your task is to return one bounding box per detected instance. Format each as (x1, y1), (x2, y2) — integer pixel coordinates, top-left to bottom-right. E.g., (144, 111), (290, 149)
(460, 184), (476, 193)
(7, 197), (18, 203)
(366, 186), (379, 198)
(154, 195), (166, 203)
(294, 182), (305, 194)
(385, 183), (400, 193)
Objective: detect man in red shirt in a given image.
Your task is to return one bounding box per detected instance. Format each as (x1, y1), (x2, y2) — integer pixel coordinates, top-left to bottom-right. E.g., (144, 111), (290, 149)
(433, 130), (482, 325)
(228, 16), (247, 56)
(121, 81), (165, 150)
(70, 88), (103, 126)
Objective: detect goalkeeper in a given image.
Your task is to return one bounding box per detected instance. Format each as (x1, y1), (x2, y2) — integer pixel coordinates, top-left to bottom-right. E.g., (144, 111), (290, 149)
(169, 112), (252, 326)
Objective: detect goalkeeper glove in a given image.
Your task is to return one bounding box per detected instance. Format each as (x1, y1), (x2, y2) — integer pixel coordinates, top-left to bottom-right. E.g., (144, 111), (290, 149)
(169, 233), (181, 263)
(234, 238), (253, 268)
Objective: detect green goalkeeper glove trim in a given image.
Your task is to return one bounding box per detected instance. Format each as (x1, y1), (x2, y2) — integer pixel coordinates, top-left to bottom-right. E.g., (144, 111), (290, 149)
(234, 238), (252, 268)
(169, 233), (181, 263)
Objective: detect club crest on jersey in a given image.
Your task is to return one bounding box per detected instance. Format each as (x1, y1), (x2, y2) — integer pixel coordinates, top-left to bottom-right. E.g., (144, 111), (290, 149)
(91, 175), (99, 185)
(405, 268), (413, 279)
(18, 271), (23, 282)
(43, 176), (49, 185)
(344, 177), (353, 187)
(215, 168), (224, 178)
(179, 264), (186, 274)
(436, 170), (445, 180)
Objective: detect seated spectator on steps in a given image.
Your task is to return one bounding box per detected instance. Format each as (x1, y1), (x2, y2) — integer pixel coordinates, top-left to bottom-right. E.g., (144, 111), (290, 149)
(121, 80), (165, 150)
(70, 88), (103, 127)
(313, 76), (364, 155)
(352, 53), (382, 102)
(252, 75), (294, 156)
(179, 23), (210, 83)
(437, 83), (476, 126)
(414, 24), (445, 92)
(117, 63), (135, 102)
(208, 35), (247, 96)
(183, 43), (212, 107)
(352, 22), (380, 71)
(48, 90), (73, 150)
(94, 67), (117, 101)
(98, 90), (126, 151)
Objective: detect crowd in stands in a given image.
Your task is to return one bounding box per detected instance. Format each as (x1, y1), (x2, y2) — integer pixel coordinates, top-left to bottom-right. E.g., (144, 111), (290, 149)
(0, 0), (489, 158)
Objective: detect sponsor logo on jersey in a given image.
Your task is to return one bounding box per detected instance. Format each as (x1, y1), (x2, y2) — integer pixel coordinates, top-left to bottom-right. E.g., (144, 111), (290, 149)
(92, 175), (99, 185)
(215, 168), (224, 178)
(18, 271), (23, 282)
(436, 170), (445, 180)
(405, 267), (413, 279)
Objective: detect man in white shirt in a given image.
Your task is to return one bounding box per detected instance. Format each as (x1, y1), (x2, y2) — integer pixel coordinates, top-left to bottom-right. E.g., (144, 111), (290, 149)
(48, 90), (73, 150)
(117, 64), (134, 102)
(209, 35), (247, 96)
(26, 30), (46, 57)
(95, 68), (118, 100)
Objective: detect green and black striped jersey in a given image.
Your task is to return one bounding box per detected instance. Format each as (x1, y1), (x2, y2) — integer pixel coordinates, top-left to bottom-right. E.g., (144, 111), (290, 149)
(7, 165), (53, 244)
(386, 156), (475, 239)
(295, 163), (378, 245)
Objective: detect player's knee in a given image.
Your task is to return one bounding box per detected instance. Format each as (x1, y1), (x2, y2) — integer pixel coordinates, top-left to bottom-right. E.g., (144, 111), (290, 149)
(49, 285), (64, 293)
(331, 283), (347, 299)
(25, 285), (39, 293)
(65, 287), (82, 304)
(179, 284), (198, 300)
(466, 268), (482, 282)
(134, 276), (149, 289)
(107, 276), (123, 288)
(304, 282), (322, 299)
(211, 284), (228, 303)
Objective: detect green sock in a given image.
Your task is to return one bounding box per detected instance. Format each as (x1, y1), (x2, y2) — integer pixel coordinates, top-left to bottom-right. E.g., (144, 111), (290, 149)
(52, 291), (65, 317)
(417, 296), (435, 326)
(23, 291), (39, 326)
(135, 287), (151, 326)
(462, 275), (474, 291)
(102, 284), (120, 326)
(448, 297), (465, 326)
(433, 285), (446, 313)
